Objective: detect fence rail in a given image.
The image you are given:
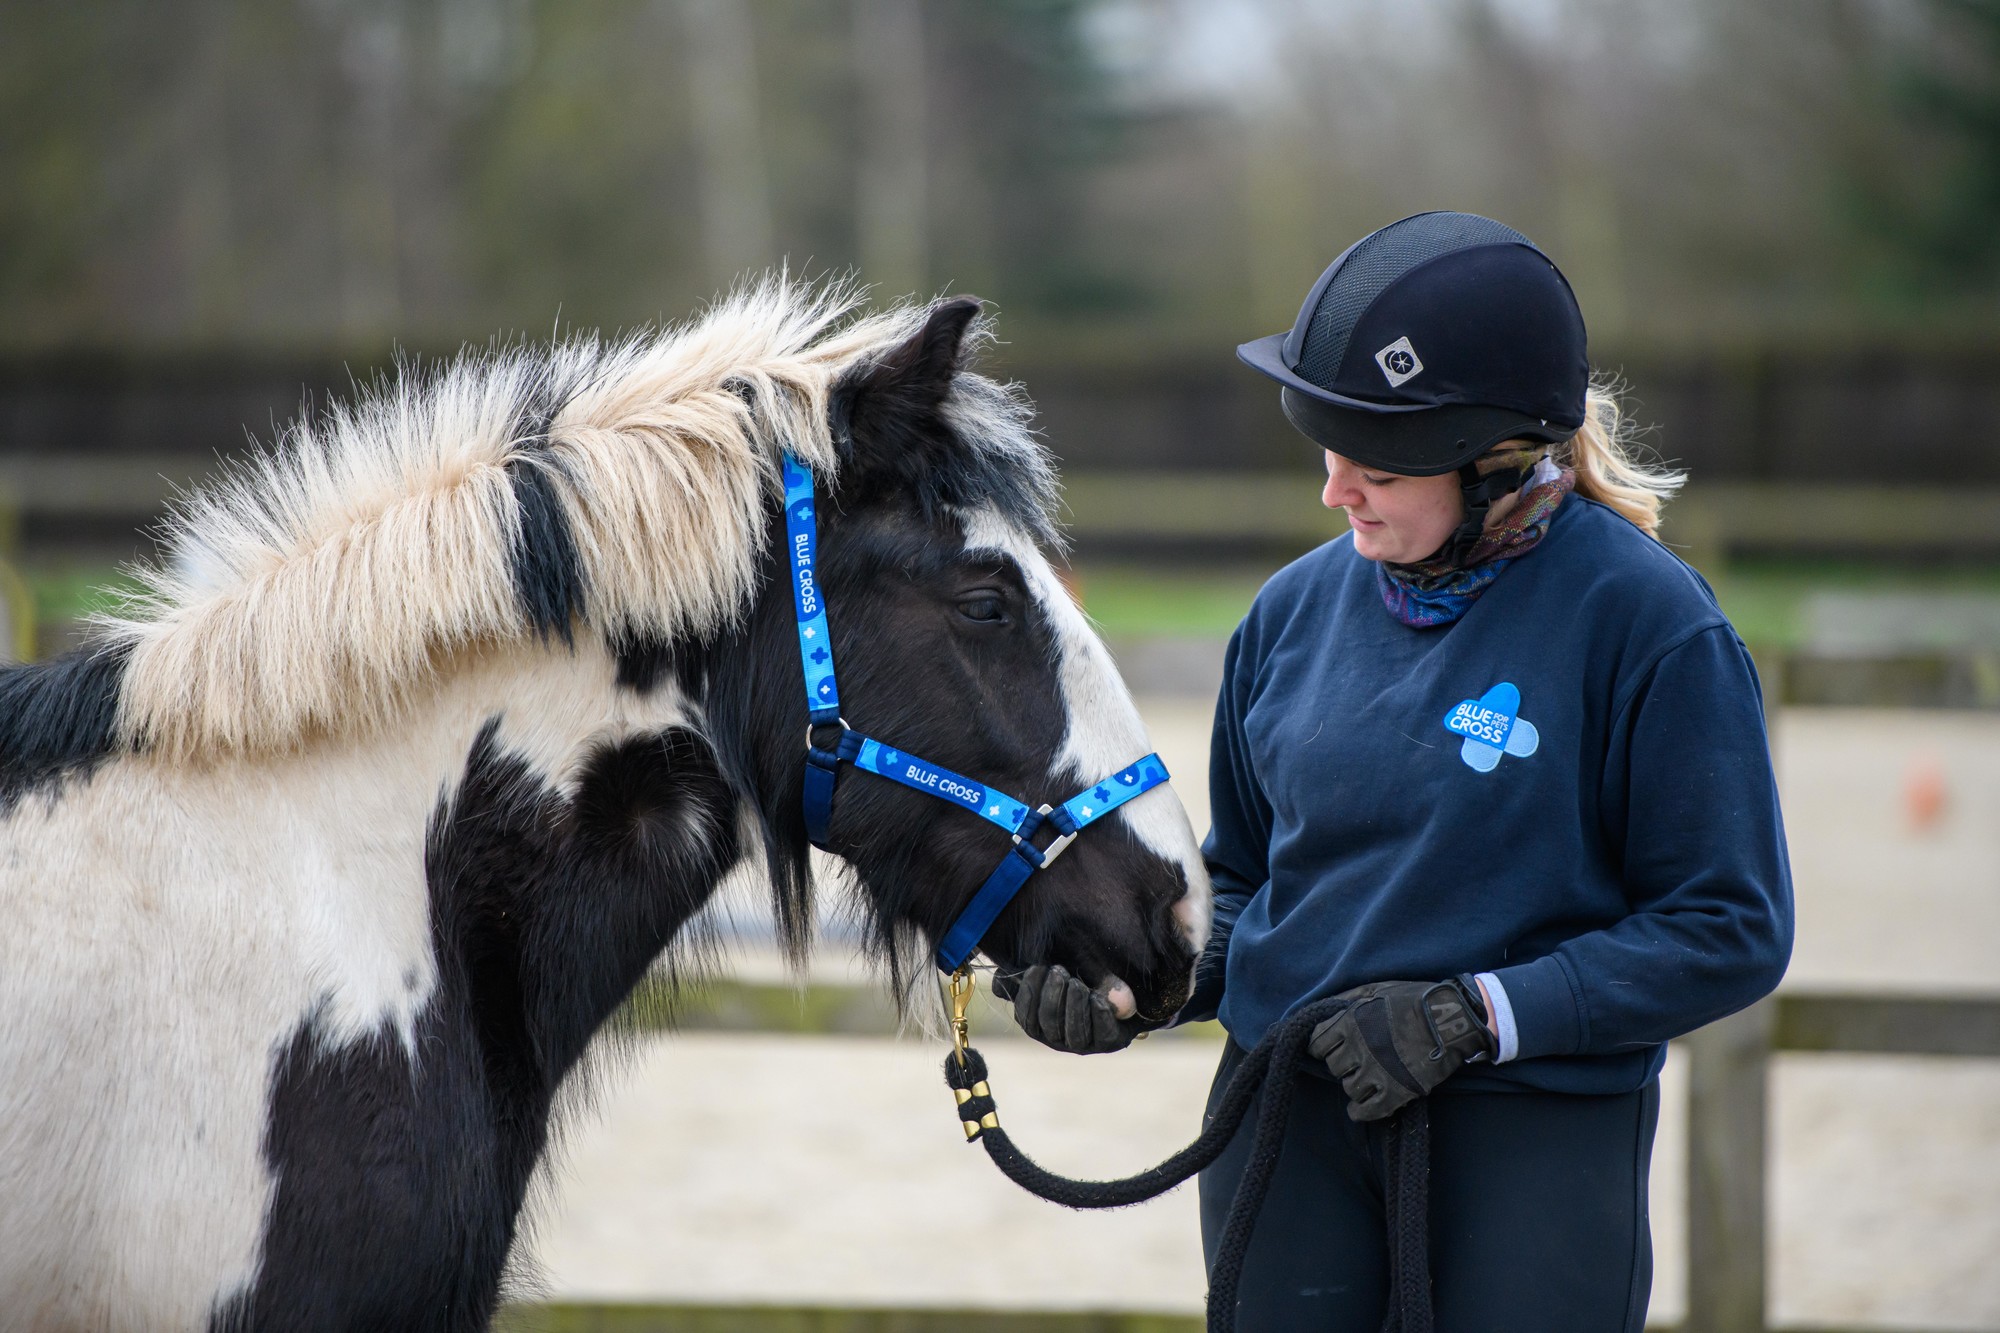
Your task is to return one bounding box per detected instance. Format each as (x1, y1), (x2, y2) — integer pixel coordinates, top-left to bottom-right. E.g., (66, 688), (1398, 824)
(1058, 472), (2000, 562)
(1682, 991), (2000, 1333)
(14, 343), (2000, 486)
(624, 979), (1998, 1333)
(5, 460), (2000, 566)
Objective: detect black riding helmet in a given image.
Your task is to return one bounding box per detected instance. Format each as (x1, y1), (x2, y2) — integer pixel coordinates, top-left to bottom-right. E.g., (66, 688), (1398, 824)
(1237, 211), (1589, 561)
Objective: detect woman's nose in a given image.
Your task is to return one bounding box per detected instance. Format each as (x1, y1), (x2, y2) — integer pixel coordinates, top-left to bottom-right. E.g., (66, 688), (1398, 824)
(1322, 454), (1364, 510)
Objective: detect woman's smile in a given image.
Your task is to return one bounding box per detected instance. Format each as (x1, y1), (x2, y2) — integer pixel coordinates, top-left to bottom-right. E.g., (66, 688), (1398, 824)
(1322, 450), (1471, 564)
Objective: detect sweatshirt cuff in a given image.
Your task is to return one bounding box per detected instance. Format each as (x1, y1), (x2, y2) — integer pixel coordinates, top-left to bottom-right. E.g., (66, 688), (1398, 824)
(1487, 955), (1584, 1060)
(1473, 972), (1519, 1063)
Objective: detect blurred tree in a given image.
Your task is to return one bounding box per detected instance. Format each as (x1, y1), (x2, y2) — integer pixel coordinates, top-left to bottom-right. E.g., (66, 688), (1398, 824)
(0, 1), (133, 341)
(684, 0), (774, 286)
(1, 0), (1996, 354)
(1849, 0), (2000, 292)
(851, 0), (928, 298)
(0, 0), (1139, 349)
(459, 0), (709, 331)
(965, 0), (1138, 315)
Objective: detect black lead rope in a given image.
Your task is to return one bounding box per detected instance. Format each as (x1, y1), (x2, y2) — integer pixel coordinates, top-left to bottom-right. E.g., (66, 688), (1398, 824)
(942, 996), (1434, 1333)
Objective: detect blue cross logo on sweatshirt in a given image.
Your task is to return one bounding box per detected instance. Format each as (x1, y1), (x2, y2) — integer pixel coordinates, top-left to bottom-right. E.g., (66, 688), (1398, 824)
(1442, 682), (1541, 773)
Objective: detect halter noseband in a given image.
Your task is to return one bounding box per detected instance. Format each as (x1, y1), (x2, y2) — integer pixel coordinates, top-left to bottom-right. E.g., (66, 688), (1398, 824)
(782, 455), (1172, 974)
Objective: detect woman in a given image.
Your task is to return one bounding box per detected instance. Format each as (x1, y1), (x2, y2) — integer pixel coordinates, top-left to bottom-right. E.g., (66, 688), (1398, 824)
(1003, 212), (1793, 1330)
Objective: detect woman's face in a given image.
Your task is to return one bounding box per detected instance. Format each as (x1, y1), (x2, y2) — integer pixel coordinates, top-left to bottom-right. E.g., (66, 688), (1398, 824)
(1321, 450), (1464, 563)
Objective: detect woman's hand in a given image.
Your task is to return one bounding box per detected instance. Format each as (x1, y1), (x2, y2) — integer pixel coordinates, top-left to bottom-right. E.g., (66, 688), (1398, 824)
(992, 964), (1144, 1054)
(1307, 977), (1496, 1121)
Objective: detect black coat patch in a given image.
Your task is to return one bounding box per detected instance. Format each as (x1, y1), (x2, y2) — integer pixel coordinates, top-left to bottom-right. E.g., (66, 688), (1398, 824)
(613, 632), (675, 695)
(214, 721), (738, 1332)
(506, 445), (588, 642)
(0, 641), (131, 812)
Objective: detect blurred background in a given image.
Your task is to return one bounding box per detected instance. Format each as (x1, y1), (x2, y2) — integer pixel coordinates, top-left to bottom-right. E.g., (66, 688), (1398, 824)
(4, 1), (1997, 1330)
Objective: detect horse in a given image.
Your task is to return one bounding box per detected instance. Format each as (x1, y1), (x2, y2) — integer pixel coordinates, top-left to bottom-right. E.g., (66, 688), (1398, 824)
(0, 283), (1210, 1332)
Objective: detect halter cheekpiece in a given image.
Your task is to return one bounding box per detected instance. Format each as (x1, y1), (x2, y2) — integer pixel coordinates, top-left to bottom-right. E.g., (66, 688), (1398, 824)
(782, 454), (1171, 973)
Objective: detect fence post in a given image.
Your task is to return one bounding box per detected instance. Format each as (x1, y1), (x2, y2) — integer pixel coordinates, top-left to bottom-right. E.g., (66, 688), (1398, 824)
(1683, 998), (1775, 1333)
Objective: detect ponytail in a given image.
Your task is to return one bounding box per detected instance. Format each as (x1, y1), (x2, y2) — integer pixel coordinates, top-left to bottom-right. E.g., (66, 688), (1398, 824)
(1553, 379), (1683, 537)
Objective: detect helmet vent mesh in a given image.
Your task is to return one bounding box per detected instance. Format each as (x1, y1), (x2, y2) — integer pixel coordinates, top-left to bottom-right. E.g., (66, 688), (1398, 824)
(1296, 213), (1532, 388)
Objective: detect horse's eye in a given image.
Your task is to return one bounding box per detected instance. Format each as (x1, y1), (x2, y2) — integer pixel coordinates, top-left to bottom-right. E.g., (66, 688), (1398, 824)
(957, 594), (1007, 624)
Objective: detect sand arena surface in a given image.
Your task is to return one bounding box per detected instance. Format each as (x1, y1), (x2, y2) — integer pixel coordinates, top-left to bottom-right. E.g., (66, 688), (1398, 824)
(521, 707), (2000, 1329)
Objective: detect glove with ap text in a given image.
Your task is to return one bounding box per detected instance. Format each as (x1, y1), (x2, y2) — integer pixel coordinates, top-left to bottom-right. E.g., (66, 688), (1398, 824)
(1307, 976), (1496, 1122)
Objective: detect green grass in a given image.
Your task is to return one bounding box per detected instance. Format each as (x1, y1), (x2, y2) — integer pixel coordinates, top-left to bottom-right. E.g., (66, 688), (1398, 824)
(1703, 557), (2000, 649)
(25, 565), (147, 626)
(1072, 557), (2000, 649)
(1070, 566), (1266, 638)
(19, 558), (2000, 654)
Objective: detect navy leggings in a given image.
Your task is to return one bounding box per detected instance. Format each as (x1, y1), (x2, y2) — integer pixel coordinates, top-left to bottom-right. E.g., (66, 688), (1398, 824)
(1199, 1039), (1660, 1332)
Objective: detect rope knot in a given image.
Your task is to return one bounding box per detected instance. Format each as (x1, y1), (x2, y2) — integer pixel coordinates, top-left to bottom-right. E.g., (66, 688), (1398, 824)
(944, 1047), (1000, 1141)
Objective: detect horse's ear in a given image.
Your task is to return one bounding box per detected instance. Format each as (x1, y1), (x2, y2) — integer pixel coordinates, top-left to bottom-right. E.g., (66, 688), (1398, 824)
(836, 296), (984, 477)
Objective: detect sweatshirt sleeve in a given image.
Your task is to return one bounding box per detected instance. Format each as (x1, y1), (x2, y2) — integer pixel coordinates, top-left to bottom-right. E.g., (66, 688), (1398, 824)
(1489, 624), (1794, 1060)
(1176, 624), (1271, 1025)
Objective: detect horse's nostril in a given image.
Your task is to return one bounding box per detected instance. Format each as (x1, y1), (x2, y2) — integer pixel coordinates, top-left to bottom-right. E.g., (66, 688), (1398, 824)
(1132, 955), (1197, 1025)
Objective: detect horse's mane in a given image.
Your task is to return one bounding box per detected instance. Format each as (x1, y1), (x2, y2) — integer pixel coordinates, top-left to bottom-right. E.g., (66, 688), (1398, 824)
(91, 279), (1053, 762)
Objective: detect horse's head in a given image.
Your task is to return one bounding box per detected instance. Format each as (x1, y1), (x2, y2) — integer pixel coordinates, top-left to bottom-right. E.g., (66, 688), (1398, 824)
(737, 298), (1208, 1023)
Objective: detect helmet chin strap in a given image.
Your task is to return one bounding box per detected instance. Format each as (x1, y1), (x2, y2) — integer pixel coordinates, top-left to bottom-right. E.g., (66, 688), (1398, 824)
(1443, 455), (1542, 565)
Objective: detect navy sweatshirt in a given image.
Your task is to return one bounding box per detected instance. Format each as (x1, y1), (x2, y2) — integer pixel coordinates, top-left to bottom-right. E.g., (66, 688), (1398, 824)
(1190, 497), (1793, 1094)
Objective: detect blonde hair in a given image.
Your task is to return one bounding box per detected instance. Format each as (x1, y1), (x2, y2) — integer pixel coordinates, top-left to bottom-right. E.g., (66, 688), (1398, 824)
(1546, 378), (1683, 537)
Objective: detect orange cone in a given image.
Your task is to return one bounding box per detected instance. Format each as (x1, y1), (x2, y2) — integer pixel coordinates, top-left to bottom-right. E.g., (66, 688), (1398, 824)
(1905, 755), (1948, 833)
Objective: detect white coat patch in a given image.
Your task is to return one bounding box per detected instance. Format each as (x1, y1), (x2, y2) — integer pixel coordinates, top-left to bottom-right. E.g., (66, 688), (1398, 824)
(0, 637), (688, 1330)
(958, 508), (1212, 949)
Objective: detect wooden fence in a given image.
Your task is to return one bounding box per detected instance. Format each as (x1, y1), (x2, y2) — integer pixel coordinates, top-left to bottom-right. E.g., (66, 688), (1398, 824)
(589, 980), (2000, 1333)
(1057, 471), (2000, 564)
(1683, 991), (2000, 1333)
(5, 457), (2000, 565)
(14, 343), (2000, 486)
(2, 454), (1992, 559)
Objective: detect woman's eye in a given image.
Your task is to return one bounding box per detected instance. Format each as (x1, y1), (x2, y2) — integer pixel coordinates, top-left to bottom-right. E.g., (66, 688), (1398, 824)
(957, 595), (1007, 624)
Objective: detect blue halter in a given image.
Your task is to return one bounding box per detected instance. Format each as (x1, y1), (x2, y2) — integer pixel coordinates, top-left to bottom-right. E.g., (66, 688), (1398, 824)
(783, 455), (1172, 973)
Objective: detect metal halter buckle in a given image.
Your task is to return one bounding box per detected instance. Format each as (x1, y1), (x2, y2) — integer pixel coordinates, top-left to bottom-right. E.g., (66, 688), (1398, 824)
(1011, 803), (1079, 868)
(805, 716), (850, 752)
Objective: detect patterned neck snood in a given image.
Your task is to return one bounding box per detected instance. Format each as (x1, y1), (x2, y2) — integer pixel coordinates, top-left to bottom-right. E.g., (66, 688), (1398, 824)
(1375, 449), (1575, 629)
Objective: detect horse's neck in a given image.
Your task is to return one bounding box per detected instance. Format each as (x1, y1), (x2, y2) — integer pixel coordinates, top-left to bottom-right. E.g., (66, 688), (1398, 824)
(204, 634), (742, 1086)
(422, 636), (745, 1074)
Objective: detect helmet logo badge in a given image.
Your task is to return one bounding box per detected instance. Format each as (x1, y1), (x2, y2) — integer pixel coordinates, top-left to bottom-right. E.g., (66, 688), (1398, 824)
(1374, 336), (1424, 387)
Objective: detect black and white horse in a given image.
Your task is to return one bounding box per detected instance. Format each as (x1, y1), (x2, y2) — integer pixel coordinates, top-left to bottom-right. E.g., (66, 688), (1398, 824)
(0, 285), (1208, 1332)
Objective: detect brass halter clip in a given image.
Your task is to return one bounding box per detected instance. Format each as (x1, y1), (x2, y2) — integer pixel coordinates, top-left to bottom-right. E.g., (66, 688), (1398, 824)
(947, 964), (976, 1067)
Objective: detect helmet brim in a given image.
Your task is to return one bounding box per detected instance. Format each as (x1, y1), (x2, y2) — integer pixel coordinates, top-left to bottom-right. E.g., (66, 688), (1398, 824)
(1236, 333), (1432, 416)
(1279, 387), (1568, 476)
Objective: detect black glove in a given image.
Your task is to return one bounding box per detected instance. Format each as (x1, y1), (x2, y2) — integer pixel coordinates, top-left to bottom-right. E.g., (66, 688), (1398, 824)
(1306, 976), (1496, 1122)
(991, 963), (1143, 1054)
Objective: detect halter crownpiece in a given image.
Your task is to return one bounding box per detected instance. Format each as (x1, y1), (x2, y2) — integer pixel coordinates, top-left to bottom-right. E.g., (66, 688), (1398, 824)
(782, 454), (1171, 973)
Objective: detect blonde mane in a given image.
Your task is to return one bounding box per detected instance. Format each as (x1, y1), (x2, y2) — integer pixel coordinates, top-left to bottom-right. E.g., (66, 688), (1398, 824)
(97, 280), (953, 763)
